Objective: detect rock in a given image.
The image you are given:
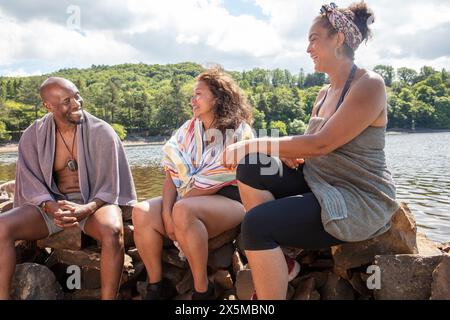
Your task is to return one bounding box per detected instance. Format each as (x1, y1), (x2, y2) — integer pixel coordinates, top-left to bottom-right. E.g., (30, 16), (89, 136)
(430, 254), (450, 300)
(235, 269), (254, 300)
(282, 247), (304, 259)
(120, 205), (133, 222)
(319, 272), (355, 300)
(162, 263), (186, 286)
(374, 254), (443, 300)
(37, 227), (83, 250)
(52, 247), (101, 269)
(219, 289), (237, 300)
(292, 276), (316, 300)
(123, 222), (135, 248)
(299, 251), (318, 265)
(208, 227), (239, 252)
(309, 259), (334, 269)
(349, 272), (371, 297)
(286, 284), (295, 300)
(0, 199), (13, 212)
(331, 203), (418, 279)
(235, 233), (246, 257)
(127, 248), (141, 263)
(81, 267), (101, 289)
(65, 288), (101, 300)
(417, 233), (443, 256)
(11, 263), (64, 300)
(232, 250), (245, 275)
(176, 270), (194, 295)
(208, 243), (234, 270)
(213, 270), (234, 290)
(438, 242), (450, 254)
(15, 240), (43, 264)
(121, 261), (146, 289)
(162, 248), (188, 269)
(0, 193), (9, 204)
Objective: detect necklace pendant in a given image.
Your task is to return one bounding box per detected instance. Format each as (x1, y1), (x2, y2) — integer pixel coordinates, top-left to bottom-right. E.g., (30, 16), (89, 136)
(67, 159), (78, 171)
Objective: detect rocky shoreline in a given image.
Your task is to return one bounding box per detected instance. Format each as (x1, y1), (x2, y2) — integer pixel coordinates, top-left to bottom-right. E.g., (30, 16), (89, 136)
(0, 187), (449, 300)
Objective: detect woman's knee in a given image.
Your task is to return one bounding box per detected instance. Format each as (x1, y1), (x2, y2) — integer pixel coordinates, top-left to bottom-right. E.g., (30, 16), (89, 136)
(236, 153), (265, 187)
(172, 199), (197, 230)
(241, 207), (275, 251)
(132, 198), (162, 229)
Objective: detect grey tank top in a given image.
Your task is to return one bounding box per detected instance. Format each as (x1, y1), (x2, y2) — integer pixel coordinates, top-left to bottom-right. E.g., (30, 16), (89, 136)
(303, 65), (400, 242)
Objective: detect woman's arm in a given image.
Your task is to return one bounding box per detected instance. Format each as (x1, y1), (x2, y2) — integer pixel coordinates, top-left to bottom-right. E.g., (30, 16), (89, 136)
(161, 172), (178, 235)
(223, 73), (387, 166)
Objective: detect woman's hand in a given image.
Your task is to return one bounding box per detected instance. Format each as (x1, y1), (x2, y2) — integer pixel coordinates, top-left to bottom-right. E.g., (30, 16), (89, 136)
(221, 140), (248, 169)
(280, 157), (305, 170)
(162, 211), (176, 241)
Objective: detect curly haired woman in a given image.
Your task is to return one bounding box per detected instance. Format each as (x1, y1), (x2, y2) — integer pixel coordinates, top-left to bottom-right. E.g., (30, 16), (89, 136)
(132, 68), (254, 300)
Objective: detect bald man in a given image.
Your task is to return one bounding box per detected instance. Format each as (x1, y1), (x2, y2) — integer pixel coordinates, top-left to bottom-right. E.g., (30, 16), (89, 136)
(0, 77), (137, 300)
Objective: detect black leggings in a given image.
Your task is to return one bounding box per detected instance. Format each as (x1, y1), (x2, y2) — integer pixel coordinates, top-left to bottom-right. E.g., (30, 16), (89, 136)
(236, 153), (345, 251)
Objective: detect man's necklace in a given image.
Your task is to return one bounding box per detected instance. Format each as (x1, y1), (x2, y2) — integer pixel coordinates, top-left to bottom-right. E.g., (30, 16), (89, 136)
(56, 126), (78, 171)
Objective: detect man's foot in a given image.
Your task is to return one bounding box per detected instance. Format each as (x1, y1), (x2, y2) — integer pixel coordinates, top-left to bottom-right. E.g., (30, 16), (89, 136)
(191, 281), (215, 300)
(143, 278), (177, 300)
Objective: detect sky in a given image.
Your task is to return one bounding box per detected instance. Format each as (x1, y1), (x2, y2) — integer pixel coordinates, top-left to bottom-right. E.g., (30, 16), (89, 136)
(0, 0), (449, 77)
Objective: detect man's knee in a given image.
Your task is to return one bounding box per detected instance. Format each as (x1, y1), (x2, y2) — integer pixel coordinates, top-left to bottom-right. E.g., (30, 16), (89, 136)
(99, 223), (124, 249)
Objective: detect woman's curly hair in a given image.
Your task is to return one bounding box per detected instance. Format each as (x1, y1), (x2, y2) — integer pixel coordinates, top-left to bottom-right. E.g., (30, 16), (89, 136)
(197, 67), (253, 133)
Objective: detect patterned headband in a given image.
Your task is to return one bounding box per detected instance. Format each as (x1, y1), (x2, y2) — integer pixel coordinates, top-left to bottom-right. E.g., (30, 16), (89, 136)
(320, 2), (363, 51)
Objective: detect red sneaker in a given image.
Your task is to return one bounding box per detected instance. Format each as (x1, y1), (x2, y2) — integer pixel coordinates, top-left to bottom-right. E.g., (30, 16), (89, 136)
(285, 255), (301, 282)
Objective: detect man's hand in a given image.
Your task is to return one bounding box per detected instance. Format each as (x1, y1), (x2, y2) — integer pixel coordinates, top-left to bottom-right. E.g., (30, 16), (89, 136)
(41, 201), (77, 228)
(54, 200), (94, 228)
(280, 157), (305, 170)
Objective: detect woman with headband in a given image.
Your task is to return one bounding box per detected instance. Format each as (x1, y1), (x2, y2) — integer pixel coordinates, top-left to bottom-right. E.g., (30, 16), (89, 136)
(221, 2), (399, 299)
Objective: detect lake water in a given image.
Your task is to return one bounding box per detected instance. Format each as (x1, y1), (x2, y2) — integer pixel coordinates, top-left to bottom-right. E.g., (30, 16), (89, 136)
(1, 132), (449, 243)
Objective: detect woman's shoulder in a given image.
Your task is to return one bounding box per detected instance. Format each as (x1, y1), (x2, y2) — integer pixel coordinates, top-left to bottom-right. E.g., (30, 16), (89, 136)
(356, 69), (385, 88)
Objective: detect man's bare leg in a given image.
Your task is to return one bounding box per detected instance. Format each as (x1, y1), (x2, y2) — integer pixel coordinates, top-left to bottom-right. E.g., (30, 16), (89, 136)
(0, 205), (49, 299)
(83, 205), (124, 300)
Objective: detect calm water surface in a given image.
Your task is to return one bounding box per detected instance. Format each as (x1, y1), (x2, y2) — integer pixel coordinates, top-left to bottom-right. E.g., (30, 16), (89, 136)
(1, 132), (449, 243)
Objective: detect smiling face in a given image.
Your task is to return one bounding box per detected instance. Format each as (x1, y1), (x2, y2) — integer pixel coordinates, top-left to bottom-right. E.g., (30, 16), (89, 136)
(191, 80), (216, 122)
(306, 20), (341, 73)
(41, 78), (84, 125)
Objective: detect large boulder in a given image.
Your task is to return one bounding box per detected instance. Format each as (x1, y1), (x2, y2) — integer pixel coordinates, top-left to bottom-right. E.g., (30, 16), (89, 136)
(318, 272), (355, 300)
(11, 263), (63, 300)
(430, 254), (450, 300)
(37, 227), (83, 251)
(374, 254), (443, 300)
(331, 203), (418, 279)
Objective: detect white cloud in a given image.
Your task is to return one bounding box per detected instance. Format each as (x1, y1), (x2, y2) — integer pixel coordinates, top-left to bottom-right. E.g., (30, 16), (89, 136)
(0, 0), (448, 76)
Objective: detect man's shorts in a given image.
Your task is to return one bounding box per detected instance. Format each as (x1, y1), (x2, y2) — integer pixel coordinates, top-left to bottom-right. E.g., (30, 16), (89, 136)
(33, 192), (90, 237)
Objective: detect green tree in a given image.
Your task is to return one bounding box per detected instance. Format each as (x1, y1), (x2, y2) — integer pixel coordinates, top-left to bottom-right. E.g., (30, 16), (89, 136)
(111, 123), (127, 141)
(288, 119), (307, 135)
(373, 65), (394, 86)
(268, 120), (287, 136)
(397, 67), (417, 85)
(0, 121), (11, 141)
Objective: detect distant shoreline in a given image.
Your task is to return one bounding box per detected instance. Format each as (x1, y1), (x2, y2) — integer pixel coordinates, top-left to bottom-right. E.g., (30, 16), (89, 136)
(1, 129), (450, 154)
